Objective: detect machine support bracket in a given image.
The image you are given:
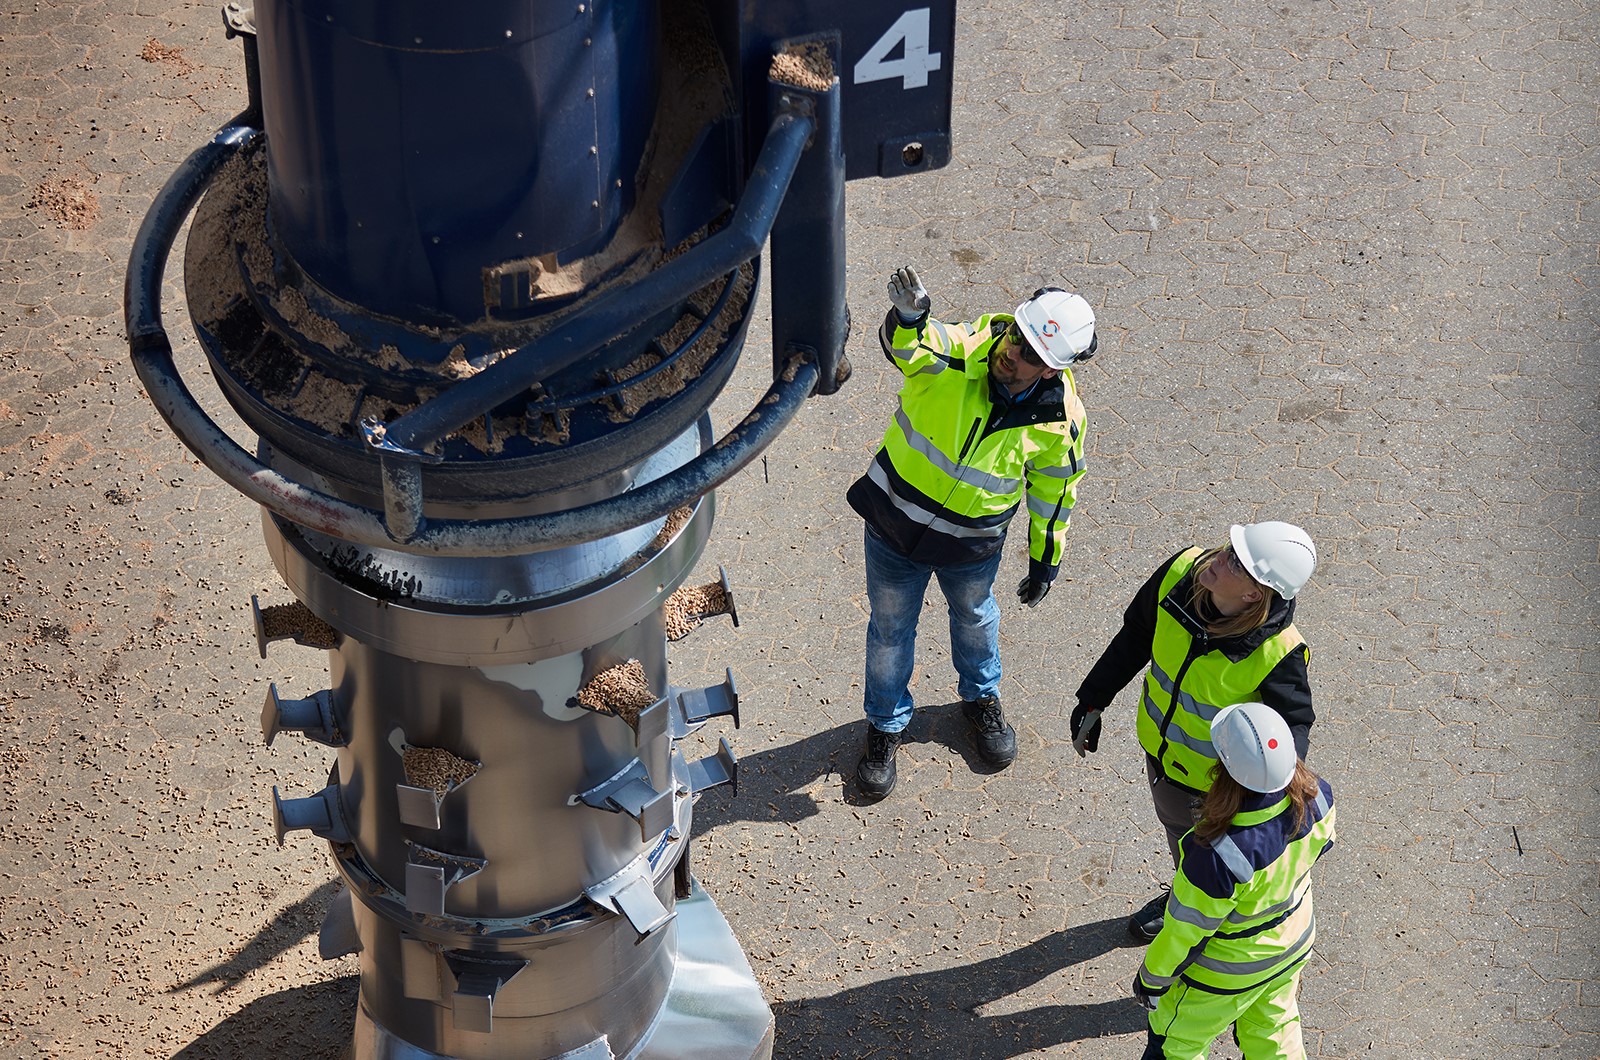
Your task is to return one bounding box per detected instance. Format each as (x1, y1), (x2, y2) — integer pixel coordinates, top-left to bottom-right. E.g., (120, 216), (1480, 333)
(671, 669), (740, 737)
(404, 844), (487, 916)
(576, 758), (673, 842)
(443, 952), (529, 1035)
(272, 782), (351, 845)
(261, 683), (346, 747)
(686, 737), (739, 798)
(585, 854), (675, 939)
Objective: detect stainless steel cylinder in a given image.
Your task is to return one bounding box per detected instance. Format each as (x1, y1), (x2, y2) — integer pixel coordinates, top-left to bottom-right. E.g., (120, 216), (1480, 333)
(258, 422), (768, 1058)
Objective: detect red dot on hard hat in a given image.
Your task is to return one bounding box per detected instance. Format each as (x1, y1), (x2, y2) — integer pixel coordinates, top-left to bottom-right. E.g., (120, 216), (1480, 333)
(1268, 738), (1278, 749)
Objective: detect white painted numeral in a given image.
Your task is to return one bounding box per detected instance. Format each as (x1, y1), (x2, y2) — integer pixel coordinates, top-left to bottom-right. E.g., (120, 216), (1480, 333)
(853, 9), (943, 90)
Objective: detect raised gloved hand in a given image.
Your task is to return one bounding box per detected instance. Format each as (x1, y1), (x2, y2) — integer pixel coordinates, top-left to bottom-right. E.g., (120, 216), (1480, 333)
(1132, 974), (1160, 1012)
(1070, 702), (1102, 756)
(1016, 574), (1051, 608)
(887, 265), (931, 323)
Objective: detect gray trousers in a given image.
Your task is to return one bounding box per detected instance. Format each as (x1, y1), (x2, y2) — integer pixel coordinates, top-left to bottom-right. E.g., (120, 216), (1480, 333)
(1146, 755), (1201, 867)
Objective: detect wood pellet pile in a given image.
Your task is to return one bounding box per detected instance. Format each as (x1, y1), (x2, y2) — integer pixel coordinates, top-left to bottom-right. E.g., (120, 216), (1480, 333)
(403, 745), (479, 797)
(258, 599), (340, 649)
(650, 505), (692, 551)
(575, 659), (656, 727)
(663, 581), (731, 641)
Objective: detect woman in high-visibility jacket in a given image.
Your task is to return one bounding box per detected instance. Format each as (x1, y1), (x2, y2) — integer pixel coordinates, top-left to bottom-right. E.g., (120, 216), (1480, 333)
(1070, 521), (1319, 940)
(1133, 702), (1336, 1060)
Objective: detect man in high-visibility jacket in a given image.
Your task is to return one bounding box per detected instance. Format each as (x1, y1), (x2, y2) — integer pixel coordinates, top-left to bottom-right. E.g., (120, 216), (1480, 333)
(847, 265), (1096, 798)
(1134, 702), (1337, 1059)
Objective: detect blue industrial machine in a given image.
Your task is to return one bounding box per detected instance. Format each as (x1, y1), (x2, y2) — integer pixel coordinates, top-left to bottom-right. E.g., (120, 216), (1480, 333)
(125, 1), (954, 1057)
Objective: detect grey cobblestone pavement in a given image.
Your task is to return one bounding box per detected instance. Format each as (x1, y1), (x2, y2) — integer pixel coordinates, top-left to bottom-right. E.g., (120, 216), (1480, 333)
(1, 0), (1596, 1056)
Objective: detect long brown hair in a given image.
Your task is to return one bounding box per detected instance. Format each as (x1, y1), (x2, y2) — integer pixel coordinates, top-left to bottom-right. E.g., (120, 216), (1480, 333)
(1189, 546), (1274, 639)
(1194, 759), (1322, 845)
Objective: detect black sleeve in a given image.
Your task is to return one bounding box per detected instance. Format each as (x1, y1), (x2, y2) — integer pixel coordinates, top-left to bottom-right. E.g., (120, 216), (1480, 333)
(1074, 551), (1184, 710)
(1258, 643), (1315, 759)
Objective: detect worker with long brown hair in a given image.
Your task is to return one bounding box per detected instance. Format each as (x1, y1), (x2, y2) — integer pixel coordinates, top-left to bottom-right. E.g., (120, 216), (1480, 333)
(1070, 521), (1319, 940)
(1133, 702), (1337, 1059)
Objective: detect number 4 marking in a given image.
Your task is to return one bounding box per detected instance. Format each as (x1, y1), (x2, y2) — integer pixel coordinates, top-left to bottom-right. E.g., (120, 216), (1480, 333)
(853, 9), (943, 90)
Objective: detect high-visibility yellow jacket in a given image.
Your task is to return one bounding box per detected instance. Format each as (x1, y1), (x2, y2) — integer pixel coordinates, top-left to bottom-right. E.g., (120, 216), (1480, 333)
(1138, 549), (1307, 791)
(1139, 779), (1337, 997)
(846, 309), (1088, 580)
(1076, 548), (1315, 792)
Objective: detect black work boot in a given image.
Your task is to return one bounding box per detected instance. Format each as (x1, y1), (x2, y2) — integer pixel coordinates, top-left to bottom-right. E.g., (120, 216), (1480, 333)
(856, 725), (902, 798)
(1127, 889), (1170, 943)
(962, 695), (1017, 767)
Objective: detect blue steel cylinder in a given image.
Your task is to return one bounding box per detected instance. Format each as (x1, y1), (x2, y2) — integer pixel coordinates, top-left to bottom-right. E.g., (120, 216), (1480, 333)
(253, 0), (658, 327)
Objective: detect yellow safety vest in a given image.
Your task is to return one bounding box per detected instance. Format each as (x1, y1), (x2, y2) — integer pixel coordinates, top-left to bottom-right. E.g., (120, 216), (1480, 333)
(1137, 549), (1305, 791)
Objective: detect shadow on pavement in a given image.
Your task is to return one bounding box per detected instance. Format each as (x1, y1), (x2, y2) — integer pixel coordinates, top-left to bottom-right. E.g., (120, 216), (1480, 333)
(168, 924), (1140, 1059)
(694, 708), (1001, 822)
(170, 879), (344, 994)
(772, 917), (1147, 1058)
(172, 975), (356, 1059)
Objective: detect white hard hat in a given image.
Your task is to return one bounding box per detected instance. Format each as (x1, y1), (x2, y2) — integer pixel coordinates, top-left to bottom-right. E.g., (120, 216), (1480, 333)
(1013, 287), (1097, 370)
(1211, 703), (1296, 793)
(1230, 521), (1317, 600)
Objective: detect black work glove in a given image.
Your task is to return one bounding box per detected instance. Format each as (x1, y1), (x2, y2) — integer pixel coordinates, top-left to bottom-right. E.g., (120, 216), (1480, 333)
(887, 265), (931, 323)
(1016, 575), (1051, 608)
(1070, 702), (1102, 755)
(1132, 973), (1160, 1012)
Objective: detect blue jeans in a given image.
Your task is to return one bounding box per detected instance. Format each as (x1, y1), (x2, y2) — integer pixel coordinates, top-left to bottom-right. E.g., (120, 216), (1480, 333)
(862, 527), (1003, 733)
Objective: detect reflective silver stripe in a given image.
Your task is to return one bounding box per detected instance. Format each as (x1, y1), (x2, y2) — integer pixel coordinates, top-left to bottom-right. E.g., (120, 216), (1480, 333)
(1028, 461), (1087, 481)
(1138, 963), (1178, 989)
(866, 462), (1008, 539)
(1210, 834), (1255, 884)
(1225, 872), (1309, 925)
(1193, 917), (1315, 978)
(1027, 493), (1073, 520)
(1314, 787), (1331, 818)
(892, 345), (948, 377)
(1148, 659), (1227, 721)
(893, 403), (1019, 495)
(883, 319), (954, 377)
(1143, 688), (1218, 759)
(1167, 894), (1226, 932)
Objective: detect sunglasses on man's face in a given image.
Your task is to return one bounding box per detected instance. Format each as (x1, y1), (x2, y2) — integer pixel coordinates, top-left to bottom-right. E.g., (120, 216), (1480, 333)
(1004, 323), (1046, 368)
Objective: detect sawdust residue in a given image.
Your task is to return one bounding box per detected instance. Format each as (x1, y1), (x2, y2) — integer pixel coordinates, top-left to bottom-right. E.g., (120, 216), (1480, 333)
(31, 177), (98, 230)
(140, 38), (195, 75)
(609, 261), (754, 420)
(770, 42), (835, 90)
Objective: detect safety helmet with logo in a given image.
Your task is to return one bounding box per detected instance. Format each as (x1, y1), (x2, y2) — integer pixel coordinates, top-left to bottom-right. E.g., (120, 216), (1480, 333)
(1013, 286), (1097, 369)
(1229, 520), (1317, 601)
(1211, 702), (1296, 793)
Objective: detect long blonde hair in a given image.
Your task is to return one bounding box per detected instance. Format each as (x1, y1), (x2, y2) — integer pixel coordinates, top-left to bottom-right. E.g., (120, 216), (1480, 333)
(1194, 759), (1321, 845)
(1189, 546), (1274, 638)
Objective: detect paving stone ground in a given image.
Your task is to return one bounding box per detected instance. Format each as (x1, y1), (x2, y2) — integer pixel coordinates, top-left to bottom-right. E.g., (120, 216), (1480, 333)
(0, 0), (1595, 1057)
